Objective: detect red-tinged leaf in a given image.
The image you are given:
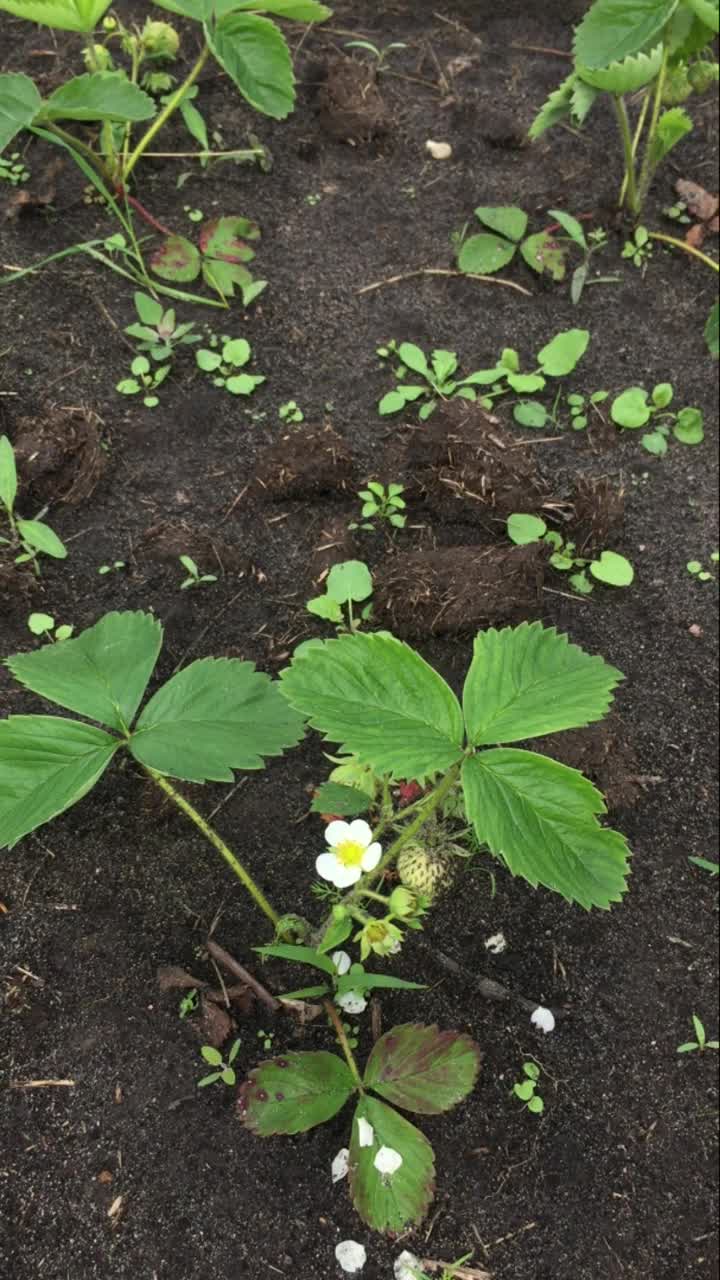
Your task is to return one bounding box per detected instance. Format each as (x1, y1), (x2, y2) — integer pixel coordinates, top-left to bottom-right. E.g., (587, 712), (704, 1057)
(202, 259), (252, 298)
(363, 1023), (482, 1115)
(199, 215), (259, 265)
(348, 1095), (435, 1234)
(150, 235), (201, 283)
(520, 231), (567, 281)
(237, 1051), (355, 1135)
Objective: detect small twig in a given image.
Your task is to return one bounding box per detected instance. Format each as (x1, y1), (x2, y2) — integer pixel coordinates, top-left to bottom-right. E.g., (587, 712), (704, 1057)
(10, 1078), (75, 1089)
(510, 42), (572, 57)
(206, 777), (248, 823)
(542, 585), (594, 603)
(357, 268), (532, 298)
(205, 939), (280, 1013)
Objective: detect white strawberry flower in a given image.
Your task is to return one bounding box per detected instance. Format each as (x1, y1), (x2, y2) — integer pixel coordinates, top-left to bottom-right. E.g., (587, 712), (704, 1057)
(373, 1145), (403, 1177)
(335, 1240), (367, 1273)
(331, 1148), (349, 1183)
(531, 1005), (556, 1034)
(317, 820), (382, 889)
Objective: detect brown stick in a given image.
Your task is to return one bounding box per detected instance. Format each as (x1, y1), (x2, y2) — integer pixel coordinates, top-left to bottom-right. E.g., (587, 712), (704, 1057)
(205, 939), (280, 1013)
(357, 268), (532, 298)
(416, 939), (567, 1019)
(10, 1079), (76, 1088)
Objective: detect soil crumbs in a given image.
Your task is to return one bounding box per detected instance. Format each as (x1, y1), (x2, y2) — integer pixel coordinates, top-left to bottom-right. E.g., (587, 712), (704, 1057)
(1, 3), (718, 1280)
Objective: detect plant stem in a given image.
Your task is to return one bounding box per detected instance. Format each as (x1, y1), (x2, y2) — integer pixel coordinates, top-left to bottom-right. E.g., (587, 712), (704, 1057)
(145, 768), (280, 929)
(43, 121), (109, 177)
(324, 1000), (364, 1090)
(648, 231), (720, 272)
(619, 90), (650, 207)
(123, 43), (211, 182)
(637, 42), (670, 208)
(356, 888), (390, 906)
(612, 96), (640, 214)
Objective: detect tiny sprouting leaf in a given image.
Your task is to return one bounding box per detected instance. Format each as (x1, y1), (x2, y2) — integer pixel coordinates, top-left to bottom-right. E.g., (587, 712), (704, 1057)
(547, 209), (588, 250)
(363, 1023), (481, 1115)
(673, 408), (704, 445)
(642, 431), (668, 456)
(527, 1094), (545, 1114)
(129, 657), (306, 782)
(310, 781), (371, 816)
(197, 1072), (222, 1086)
(692, 1015), (706, 1048)
(196, 349), (223, 372)
(201, 1045), (224, 1066)
(652, 382), (674, 409)
(589, 551), (634, 588)
(7, 611), (162, 732)
(306, 595), (344, 623)
(537, 329), (590, 377)
(326, 561), (373, 605)
(396, 343), (430, 377)
(507, 513), (547, 545)
(549, 552), (574, 572)
(474, 205), (528, 242)
(222, 338), (251, 367)
(611, 387), (652, 429)
(458, 233), (517, 274)
(0, 435), (18, 513)
(571, 264), (588, 305)
(116, 378), (141, 395)
(0, 716), (119, 849)
(238, 1052), (355, 1135)
(513, 401), (548, 429)
(688, 856), (719, 875)
(572, 414), (588, 431)
(221, 1068), (237, 1085)
(513, 1079), (536, 1102)
(16, 519), (67, 560)
(523, 1062), (540, 1080)
(431, 349), (459, 385)
(133, 292), (163, 326)
(686, 560), (702, 575)
(348, 1095), (435, 1234)
(378, 391), (407, 415)
(590, 390), (609, 405)
(28, 612), (55, 636)
(677, 1043), (698, 1054)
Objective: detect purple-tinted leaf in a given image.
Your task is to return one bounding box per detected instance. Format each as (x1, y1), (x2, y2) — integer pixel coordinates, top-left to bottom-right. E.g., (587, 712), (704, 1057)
(348, 1095), (435, 1234)
(363, 1023), (482, 1115)
(237, 1051), (355, 1136)
(200, 215), (259, 265)
(520, 231), (567, 281)
(150, 235), (201, 283)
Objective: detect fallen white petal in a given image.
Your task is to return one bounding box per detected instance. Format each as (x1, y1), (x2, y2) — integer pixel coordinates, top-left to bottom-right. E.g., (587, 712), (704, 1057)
(395, 1251), (423, 1280)
(485, 931), (507, 954)
(335, 1240), (367, 1274)
(332, 950), (352, 976)
(373, 1145), (403, 1176)
(426, 139), (452, 160)
(337, 990), (368, 1015)
(531, 1005), (556, 1034)
(331, 1148), (349, 1183)
(357, 1117), (374, 1147)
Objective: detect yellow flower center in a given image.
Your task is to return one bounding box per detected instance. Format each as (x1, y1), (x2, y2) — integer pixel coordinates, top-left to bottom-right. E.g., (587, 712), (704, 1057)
(336, 839), (365, 868)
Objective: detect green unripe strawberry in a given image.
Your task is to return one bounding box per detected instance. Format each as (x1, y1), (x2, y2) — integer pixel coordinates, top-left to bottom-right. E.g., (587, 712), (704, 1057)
(397, 842), (454, 902)
(662, 65), (693, 103)
(688, 61), (719, 94)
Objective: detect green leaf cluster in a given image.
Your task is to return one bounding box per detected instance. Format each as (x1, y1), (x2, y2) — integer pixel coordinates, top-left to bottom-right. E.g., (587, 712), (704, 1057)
(280, 623), (631, 909)
(457, 206), (570, 282)
(507, 512), (635, 593)
(0, 70), (154, 152)
(0, 435), (67, 569)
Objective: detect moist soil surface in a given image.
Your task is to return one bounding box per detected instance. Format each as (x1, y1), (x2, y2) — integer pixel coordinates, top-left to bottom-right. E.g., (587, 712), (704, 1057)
(1, 3), (719, 1279)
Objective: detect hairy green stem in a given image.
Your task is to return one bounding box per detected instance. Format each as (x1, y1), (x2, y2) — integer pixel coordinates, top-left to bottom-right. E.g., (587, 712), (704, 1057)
(123, 43), (211, 182)
(324, 1000), (364, 1090)
(145, 768), (280, 929)
(612, 96), (640, 214)
(619, 90), (650, 207)
(637, 42), (671, 209)
(648, 231), (720, 272)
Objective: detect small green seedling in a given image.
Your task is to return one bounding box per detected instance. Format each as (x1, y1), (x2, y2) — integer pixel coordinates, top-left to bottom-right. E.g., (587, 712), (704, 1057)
(306, 560), (373, 634)
(125, 291), (199, 361)
(0, 436), (68, 574)
(198, 1038), (241, 1087)
(688, 856), (719, 876)
(677, 1015), (719, 1054)
(686, 553), (718, 583)
(350, 482), (407, 531)
(195, 338), (265, 396)
(27, 613), (73, 643)
(0, 152), (30, 185)
(514, 387), (609, 431)
(611, 385), (704, 455)
(507, 513), (634, 594)
(179, 555), (217, 590)
(344, 38), (407, 71)
(622, 226), (653, 273)
(513, 1060), (545, 1114)
(257, 1028), (275, 1053)
(305, 192), (322, 207)
(279, 400), (304, 423)
(116, 356), (170, 408)
(98, 560), (126, 575)
(178, 989), (199, 1019)
(546, 212), (615, 304)
(664, 201), (691, 225)
(184, 205), (204, 223)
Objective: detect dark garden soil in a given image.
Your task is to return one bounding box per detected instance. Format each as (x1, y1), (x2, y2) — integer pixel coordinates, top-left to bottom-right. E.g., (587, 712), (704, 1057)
(1, 2), (719, 1278)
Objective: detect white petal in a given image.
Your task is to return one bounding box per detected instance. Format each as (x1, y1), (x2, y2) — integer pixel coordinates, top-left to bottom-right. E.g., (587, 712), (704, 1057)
(347, 818), (373, 847)
(316, 852), (341, 882)
(373, 1145), (403, 1176)
(360, 843), (382, 872)
(395, 1251), (423, 1280)
(331, 1148), (349, 1183)
(531, 1005), (556, 1034)
(332, 950), (352, 976)
(338, 990), (368, 1015)
(357, 1117), (374, 1148)
(485, 931), (507, 955)
(325, 820), (352, 847)
(335, 1240), (367, 1274)
(333, 862), (363, 889)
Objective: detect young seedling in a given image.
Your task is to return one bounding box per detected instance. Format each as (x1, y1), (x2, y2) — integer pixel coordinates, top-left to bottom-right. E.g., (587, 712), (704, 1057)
(27, 613), (73, 643)
(306, 560), (373, 635)
(184, 204), (204, 223)
(179, 555), (217, 590)
(350, 482), (407, 531)
(344, 38), (407, 71)
(0, 152), (30, 185)
(686, 552), (718, 583)
(664, 200), (691, 225)
(688, 856), (719, 876)
(197, 1038), (241, 1087)
(622, 226), (653, 273)
(116, 356), (170, 408)
(514, 387), (609, 431)
(278, 400), (304, 423)
(98, 560), (125, 575)
(677, 1015), (719, 1054)
(178, 988), (199, 1019)
(0, 436), (68, 574)
(507, 513), (634, 595)
(124, 291), (199, 361)
(513, 1060), (545, 1115)
(611, 384), (704, 455)
(152, 216), (267, 306)
(546, 210), (618, 303)
(195, 338), (265, 396)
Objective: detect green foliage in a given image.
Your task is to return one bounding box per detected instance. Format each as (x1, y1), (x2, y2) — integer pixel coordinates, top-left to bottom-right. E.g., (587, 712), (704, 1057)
(573, 0), (678, 69)
(677, 1014), (719, 1052)
(194, 335), (265, 394)
(178, 553), (217, 588)
(151, 216), (266, 305)
(0, 0), (112, 32)
(611, 383), (704, 452)
(197, 1037), (241, 1087)
(116, 355), (170, 407)
(240, 1051), (356, 1134)
(363, 1023), (480, 1115)
(0, 435), (68, 572)
(306, 560), (373, 634)
(506, 512), (634, 593)
(705, 301), (719, 357)
(513, 1060), (545, 1114)
(349, 1095), (434, 1233)
(456, 206), (604, 290)
(125, 292), (199, 361)
(281, 623), (631, 908)
(39, 71), (155, 123)
(0, 74), (42, 153)
(351, 482), (407, 531)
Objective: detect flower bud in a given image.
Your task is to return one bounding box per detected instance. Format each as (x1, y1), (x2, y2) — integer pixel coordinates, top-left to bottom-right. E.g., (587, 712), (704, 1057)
(332, 904), (349, 920)
(141, 19), (180, 60)
(83, 42), (113, 72)
(102, 15), (117, 30)
(388, 886), (418, 918)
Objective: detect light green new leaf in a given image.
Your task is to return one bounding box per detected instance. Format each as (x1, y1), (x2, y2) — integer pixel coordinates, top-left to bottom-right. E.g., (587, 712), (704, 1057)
(574, 0), (679, 69)
(280, 633), (465, 783)
(129, 658), (305, 782)
(205, 12), (295, 120)
(577, 45), (664, 92)
(39, 72), (155, 124)
(547, 209), (587, 251)
(15, 518), (67, 559)
(6, 611), (162, 733)
(685, 0), (719, 31)
(462, 750), (631, 908)
(349, 1095), (435, 1234)
(463, 622), (623, 745)
(0, 435), (18, 512)
(239, 1051), (355, 1136)
(474, 206), (528, 241)
(458, 233), (517, 275)
(645, 106), (692, 172)
(0, 716), (119, 849)
(154, 0), (330, 18)
(363, 1023), (481, 1115)
(0, 0), (112, 30)
(397, 343), (429, 376)
(0, 73), (42, 153)
(528, 74), (575, 139)
(326, 560), (373, 604)
(537, 329), (590, 377)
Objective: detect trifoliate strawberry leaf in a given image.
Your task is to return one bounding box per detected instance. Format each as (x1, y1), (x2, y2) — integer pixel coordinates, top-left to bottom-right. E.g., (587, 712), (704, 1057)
(279, 633), (465, 783)
(348, 1095), (435, 1234)
(6, 611), (162, 733)
(462, 749), (631, 908)
(129, 658), (305, 782)
(574, 0), (679, 69)
(238, 1052), (355, 1135)
(363, 1024), (481, 1115)
(0, 716), (119, 849)
(204, 12), (295, 120)
(0, 0), (112, 32)
(462, 622), (623, 746)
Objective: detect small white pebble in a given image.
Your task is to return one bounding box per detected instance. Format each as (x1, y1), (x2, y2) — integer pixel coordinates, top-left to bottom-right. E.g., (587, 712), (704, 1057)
(485, 931), (508, 954)
(331, 1148), (349, 1183)
(689, 623), (703, 637)
(425, 139), (453, 160)
(335, 1240), (367, 1273)
(531, 1005), (556, 1034)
